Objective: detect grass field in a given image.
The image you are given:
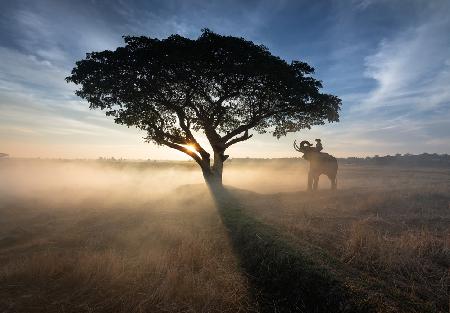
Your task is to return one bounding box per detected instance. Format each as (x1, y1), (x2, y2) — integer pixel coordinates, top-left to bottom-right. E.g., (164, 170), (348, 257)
(0, 159), (448, 312)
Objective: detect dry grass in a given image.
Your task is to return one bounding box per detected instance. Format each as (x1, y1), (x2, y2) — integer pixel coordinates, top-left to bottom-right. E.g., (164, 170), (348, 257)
(0, 184), (254, 313)
(341, 217), (448, 311)
(0, 159), (449, 312)
(237, 166), (450, 312)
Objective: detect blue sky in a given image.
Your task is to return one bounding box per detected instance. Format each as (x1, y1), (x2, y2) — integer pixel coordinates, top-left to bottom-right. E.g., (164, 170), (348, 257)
(0, 0), (449, 159)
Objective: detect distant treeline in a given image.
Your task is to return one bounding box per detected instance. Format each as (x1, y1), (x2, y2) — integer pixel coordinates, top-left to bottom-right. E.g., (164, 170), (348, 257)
(2, 153), (450, 168)
(337, 153), (450, 168)
(229, 153), (450, 168)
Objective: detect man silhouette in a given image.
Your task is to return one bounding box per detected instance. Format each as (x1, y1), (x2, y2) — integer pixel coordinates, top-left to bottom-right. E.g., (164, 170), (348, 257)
(315, 139), (323, 152)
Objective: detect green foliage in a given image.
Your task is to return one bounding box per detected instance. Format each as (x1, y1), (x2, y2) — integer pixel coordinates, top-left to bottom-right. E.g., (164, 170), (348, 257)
(66, 29), (341, 156)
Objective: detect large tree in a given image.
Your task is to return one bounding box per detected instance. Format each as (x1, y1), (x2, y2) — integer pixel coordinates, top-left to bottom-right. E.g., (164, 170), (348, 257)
(67, 29), (341, 187)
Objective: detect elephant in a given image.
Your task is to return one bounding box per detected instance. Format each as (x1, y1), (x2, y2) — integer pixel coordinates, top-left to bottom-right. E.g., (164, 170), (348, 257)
(293, 140), (338, 190)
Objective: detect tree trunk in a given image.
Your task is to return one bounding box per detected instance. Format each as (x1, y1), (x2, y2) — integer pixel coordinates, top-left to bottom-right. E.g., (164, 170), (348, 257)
(202, 152), (224, 189)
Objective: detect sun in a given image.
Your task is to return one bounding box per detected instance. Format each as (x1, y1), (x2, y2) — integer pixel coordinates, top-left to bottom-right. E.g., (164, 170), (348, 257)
(185, 144), (198, 153)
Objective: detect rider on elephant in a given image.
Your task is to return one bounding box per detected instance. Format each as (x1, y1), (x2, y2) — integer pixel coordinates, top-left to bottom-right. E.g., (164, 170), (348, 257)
(299, 139), (323, 157)
(315, 139), (323, 152)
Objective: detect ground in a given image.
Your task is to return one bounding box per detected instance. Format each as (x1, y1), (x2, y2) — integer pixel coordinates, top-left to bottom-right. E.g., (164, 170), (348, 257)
(0, 159), (448, 312)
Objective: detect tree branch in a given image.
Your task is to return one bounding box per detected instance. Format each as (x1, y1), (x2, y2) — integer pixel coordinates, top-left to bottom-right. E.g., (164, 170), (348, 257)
(154, 91), (211, 161)
(225, 130), (253, 148)
(175, 98), (211, 161)
(222, 120), (259, 142)
(161, 139), (207, 169)
(211, 91), (240, 128)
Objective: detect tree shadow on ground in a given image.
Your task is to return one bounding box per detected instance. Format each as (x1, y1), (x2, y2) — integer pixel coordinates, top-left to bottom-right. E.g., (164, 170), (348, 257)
(210, 186), (374, 313)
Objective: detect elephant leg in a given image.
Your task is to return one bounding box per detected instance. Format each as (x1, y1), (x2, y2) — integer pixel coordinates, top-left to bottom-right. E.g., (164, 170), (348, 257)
(327, 174), (337, 190)
(313, 175), (319, 190)
(331, 176), (337, 190)
(307, 172), (313, 191)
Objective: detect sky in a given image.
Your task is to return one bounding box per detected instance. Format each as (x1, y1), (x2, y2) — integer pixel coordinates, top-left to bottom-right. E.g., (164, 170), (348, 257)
(0, 0), (449, 159)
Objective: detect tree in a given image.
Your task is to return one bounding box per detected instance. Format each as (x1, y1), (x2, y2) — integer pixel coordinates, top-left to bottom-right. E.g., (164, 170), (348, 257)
(66, 29), (341, 188)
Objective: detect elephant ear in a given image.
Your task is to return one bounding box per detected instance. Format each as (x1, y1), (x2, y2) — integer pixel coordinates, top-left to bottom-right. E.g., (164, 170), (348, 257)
(300, 140), (312, 148)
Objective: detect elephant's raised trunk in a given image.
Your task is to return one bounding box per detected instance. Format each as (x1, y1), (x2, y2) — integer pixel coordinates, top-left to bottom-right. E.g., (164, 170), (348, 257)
(294, 140), (313, 152)
(294, 140), (312, 153)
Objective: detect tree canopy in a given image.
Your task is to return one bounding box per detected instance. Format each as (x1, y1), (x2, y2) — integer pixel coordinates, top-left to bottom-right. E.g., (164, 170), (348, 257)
(67, 29), (341, 185)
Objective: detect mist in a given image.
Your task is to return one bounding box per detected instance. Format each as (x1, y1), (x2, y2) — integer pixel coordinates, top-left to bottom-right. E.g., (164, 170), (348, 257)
(1, 158), (449, 312)
(0, 159), (313, 212)
(1, 160), (200, 210)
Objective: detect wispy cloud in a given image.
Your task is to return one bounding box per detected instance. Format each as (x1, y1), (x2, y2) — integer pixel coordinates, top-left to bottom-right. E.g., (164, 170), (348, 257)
(0, 0), (449, 158)
(0, 47), (71, 97)
(357, 15), (450, 112)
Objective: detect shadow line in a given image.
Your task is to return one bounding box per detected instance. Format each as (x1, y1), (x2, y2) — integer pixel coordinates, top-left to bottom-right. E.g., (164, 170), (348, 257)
(211, 186), (374, 313)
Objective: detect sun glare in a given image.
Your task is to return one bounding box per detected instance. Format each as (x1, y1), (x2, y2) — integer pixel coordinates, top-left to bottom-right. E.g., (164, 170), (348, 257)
(185, 144), (198, 153)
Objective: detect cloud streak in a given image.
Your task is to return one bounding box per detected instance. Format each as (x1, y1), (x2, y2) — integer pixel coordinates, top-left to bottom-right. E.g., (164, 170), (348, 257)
(0, 0), (449, 158)
(358, 16), (450, 112)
